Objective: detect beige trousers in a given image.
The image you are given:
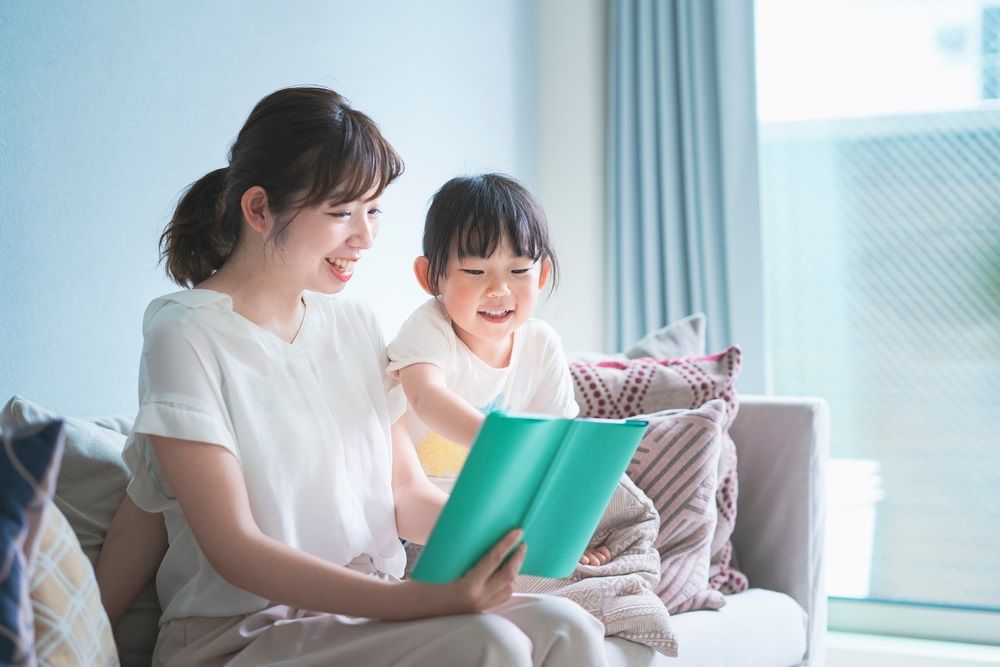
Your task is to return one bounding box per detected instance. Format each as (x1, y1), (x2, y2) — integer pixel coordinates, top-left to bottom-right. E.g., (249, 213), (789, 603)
(153, 594), (609, 667)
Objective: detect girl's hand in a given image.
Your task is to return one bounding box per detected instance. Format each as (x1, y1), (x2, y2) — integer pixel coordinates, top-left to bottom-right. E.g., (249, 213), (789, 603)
(579, 545), (612, 566)
(400, 528), (527, 618)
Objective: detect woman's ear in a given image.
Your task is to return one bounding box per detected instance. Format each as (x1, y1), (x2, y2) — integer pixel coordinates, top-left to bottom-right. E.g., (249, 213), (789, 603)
(413, 256), (435, 295)
(538, 258), (552, 289)
(240, 186), (272, 236)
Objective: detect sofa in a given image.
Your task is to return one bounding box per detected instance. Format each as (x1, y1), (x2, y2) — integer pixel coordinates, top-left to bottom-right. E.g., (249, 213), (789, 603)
(3, 391), (827, 667)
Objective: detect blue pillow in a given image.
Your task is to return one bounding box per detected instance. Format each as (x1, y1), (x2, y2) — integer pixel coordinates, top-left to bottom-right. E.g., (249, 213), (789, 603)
(1, 420), (65, 666)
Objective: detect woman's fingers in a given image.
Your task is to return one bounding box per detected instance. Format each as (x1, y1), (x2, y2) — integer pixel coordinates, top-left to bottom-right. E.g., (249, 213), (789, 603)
(596, 546), (612, 563)
(467, 529), (522, 582)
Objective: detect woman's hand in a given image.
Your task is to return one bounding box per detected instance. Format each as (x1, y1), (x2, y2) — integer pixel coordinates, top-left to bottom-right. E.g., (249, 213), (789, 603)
(579, 545), (612, 566)
(399, 528), (527, 618)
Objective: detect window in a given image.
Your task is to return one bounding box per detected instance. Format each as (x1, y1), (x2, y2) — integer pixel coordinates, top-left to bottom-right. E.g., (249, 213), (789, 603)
(755, 0), (1000, 642)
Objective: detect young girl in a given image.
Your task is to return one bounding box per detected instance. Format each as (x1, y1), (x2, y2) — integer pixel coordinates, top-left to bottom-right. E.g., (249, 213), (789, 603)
(96, 87), (609, 666)
(387, 174), (611, 567)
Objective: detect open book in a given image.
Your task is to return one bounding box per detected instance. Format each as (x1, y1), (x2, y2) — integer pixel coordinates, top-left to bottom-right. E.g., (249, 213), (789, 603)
(411, 412), (648, 583)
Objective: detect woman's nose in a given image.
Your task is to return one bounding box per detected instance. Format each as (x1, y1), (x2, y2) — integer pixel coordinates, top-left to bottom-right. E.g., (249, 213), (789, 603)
(349, 214), (375, 248)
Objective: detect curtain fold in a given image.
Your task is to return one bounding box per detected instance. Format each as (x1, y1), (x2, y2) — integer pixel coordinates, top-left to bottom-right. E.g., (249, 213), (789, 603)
(607, 0), (761, 355)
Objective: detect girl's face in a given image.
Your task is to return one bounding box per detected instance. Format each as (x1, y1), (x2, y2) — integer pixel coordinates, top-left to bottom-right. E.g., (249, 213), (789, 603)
(434, 236), (551, 365)
(275, 191), (383, 295)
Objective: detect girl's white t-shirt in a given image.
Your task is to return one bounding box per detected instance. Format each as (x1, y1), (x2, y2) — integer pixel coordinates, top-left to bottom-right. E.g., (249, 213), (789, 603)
(385, 298), (579, 448)
(123, 289), (407, 623)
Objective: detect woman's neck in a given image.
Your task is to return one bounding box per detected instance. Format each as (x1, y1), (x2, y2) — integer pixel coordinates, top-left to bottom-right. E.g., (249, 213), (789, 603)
(197, 251), (306, 343)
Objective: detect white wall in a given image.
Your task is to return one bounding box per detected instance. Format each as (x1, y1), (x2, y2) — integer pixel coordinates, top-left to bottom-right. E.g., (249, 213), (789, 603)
(535, 0), (608, 353)
(0, 0), (540, 415)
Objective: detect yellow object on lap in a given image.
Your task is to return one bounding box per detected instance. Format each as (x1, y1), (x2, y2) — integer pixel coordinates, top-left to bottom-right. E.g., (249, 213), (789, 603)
(416, 432), (468, 477)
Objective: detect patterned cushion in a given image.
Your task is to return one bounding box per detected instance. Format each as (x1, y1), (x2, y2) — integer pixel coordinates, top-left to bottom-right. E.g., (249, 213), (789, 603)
(1, 396), (131, 564)
(30, 501), (118, 666)
(570, 347), (749, 599)
(630, 401), (724, 613)
(1, 420), (66, 667)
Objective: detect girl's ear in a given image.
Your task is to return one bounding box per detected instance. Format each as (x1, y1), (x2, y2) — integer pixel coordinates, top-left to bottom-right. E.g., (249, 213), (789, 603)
(413, 256), (435, 295)
(538, 258), (552, 289)
(240, 186), (272, 236)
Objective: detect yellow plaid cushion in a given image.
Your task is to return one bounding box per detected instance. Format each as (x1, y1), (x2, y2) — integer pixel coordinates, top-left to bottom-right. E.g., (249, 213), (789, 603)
(30, 502), (118, 666)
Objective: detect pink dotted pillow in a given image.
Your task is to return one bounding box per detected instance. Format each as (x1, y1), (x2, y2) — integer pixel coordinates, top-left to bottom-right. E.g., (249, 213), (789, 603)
(570, 346), (749, 599)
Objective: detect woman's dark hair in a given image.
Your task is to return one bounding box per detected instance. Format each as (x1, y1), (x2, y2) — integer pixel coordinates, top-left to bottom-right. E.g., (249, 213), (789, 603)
(422, 173), (558, 294)
(160, 86), (404, 287)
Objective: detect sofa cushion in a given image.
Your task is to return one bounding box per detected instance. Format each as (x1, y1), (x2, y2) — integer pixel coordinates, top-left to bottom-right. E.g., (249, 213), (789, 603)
(624, 313), (706, 360)
(570, 349), (749, 597)
(30, 501), (118, 665)
(1, 420), (66, 666)
(1, 396), (131, 565)
(603, 588), (807, 667)
(631, 401), (725, 613)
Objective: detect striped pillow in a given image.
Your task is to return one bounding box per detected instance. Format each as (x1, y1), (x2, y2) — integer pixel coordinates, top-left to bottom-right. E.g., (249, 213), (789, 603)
(629, 400), (726, 613)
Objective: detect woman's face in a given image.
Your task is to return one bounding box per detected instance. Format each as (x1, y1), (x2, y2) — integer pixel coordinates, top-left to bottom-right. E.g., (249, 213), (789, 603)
(275, 190), (383, 294)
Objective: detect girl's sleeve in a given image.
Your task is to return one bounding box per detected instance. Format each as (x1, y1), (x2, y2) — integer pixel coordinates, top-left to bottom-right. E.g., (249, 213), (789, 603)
(385, 301), (451, 377)
(123, 315), (236, 513)
(526, 324), (581, 419)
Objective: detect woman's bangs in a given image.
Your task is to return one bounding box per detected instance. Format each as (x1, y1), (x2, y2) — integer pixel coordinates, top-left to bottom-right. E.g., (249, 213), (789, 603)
(301, 114), (403, 207)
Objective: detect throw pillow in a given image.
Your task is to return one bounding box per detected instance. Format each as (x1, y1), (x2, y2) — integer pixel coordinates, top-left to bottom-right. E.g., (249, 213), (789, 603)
(570, 347), (749, 598)
(30, 502), (118, 666)
(630, 401), (724, 613)
(624, 312), (706, 360)
(1, 397), (131, 564)
(1, 420), (66, 667)
(566, 312), (707, 364)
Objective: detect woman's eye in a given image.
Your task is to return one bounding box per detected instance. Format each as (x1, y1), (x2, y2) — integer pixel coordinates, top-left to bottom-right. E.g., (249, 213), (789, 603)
(368, 208), (382, 217)
(327, 211), (351, 219)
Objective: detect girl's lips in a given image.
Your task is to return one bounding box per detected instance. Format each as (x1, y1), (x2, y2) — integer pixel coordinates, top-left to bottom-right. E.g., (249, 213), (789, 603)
(478, 310), (513, 324)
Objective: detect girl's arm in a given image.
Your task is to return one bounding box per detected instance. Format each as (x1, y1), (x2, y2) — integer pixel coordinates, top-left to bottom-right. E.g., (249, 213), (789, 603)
(397, 363), (484, 447)
(95, 495), (168, 626)
(151, 434), (524, 620)
(389, 420), (448, 544)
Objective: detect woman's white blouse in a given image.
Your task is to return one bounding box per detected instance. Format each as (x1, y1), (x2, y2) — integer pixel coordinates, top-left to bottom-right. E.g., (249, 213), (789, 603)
(123, 289), (406, 622)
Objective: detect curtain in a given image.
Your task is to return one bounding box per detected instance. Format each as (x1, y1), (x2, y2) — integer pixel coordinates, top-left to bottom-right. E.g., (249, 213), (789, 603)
(607, 0), (763, 359)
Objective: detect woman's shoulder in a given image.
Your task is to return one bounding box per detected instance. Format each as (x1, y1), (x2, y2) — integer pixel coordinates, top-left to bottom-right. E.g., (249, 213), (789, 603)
(141, 289), (230, 335)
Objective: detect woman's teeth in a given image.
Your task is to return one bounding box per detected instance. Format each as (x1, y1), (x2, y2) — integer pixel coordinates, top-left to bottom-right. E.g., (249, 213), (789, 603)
(326, 258), (356, 272)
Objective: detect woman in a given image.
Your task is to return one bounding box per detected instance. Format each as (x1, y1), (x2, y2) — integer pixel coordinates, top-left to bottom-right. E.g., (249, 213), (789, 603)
(102, 86), (608, 666)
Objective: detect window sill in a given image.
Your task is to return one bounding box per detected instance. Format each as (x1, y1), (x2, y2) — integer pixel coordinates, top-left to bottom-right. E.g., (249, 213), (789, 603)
(827, 631), (1000, 667)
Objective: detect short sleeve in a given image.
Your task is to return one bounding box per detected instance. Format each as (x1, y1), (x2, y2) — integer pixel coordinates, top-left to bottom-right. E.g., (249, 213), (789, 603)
(525, 323), (580, 419)
(385, 299), (452, 377)
(123, 309), (236, 512)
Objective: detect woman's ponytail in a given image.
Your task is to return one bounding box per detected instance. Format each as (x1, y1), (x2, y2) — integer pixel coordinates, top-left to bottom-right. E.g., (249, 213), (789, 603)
(159, 167), (237, 287)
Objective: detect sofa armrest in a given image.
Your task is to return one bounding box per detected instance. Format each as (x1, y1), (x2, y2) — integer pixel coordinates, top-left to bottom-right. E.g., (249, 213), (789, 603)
(729, 395), (829, 666)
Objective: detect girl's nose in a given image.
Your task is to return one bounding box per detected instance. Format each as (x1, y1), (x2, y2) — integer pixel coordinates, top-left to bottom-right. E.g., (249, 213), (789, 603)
(486, 278), (511, 297)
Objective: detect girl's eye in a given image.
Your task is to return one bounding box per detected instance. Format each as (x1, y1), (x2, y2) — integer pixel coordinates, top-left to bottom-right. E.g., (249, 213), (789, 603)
(460, 269), (485, 275)
(511, 268), (532, 275)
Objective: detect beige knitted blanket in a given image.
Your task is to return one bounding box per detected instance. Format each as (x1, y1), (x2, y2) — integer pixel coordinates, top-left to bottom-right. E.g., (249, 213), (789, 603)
(513, 476), (677, 657)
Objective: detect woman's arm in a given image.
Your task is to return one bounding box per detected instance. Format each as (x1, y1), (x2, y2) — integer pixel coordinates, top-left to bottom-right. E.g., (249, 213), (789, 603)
(95, 495), (167, 626)
(152, 434), (524, 620)
(390, 420), (448, 544)
(398, 363), (484, 447)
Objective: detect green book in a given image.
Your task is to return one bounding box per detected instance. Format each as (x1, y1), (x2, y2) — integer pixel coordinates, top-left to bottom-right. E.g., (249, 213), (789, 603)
(411, 411), (648, 583)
